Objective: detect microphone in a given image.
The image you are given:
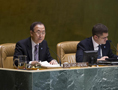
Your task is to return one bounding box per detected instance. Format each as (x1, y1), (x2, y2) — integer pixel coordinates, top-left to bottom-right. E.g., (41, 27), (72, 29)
(108, 40), (118, 52)
(48, 48), (61, 66)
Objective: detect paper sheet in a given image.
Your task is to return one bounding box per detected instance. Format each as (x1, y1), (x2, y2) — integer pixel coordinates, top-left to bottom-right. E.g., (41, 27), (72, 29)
(39, 61), (60, 67)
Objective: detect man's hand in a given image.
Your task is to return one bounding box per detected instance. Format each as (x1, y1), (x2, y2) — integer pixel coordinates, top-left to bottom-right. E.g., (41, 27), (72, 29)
(49, 60), (58, 65)
(31, 61), (39, 65)
(97, 56), (109, 61)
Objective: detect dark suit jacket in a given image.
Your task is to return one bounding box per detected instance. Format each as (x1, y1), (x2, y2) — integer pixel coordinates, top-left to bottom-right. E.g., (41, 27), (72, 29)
(14, 37), (53, 63)
(76, 37), (117, 62)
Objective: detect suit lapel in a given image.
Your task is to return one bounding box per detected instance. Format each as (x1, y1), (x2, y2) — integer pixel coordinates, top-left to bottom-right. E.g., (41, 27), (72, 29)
(27, 37), (32, 61)
(101, 44), (106, 56)
(39, 42), (43, 61)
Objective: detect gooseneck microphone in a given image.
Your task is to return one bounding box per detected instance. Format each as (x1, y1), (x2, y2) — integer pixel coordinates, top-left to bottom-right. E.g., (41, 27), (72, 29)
(48, 48), (61, 66)
(108, 40), (118, 52)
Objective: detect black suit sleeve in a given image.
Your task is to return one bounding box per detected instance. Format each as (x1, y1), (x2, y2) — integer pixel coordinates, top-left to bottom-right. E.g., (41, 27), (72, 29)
(76, 42), (86, 62)
(13, 42), (26, 66)
(39, 40), (53, 62)
(106, 41), (117, 58)
(14, 42), (25, 59)
(76, 37), (94, 62)
(45, 42), (53, 62)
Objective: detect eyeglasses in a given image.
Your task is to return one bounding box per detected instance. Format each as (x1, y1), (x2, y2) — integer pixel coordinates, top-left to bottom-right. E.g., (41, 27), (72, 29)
(33, 31), (46, 35)
(97, 35), (108, 40)
(100, 37), (108, 40)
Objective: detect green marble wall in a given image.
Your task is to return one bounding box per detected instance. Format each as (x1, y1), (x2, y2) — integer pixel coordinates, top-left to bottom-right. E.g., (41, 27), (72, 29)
(0, 66), (118, 90)
(0, 0), (118, 58)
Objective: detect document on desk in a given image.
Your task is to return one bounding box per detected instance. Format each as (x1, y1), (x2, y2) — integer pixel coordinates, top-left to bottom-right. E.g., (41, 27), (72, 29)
(39, 61), (60, 68)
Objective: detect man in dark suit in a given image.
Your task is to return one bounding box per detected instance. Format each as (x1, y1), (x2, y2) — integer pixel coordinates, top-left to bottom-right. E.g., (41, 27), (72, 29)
(76, 23), (117, 62)
(14, 22), (58, 65)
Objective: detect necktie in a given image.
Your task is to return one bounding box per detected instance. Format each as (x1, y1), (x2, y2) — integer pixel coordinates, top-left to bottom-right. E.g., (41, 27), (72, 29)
(34, 45), (38, 61)
(97, 45), (101, 59)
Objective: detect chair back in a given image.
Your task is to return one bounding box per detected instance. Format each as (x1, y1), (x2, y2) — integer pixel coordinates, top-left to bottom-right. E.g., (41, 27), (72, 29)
(117, 43), (118, 55)
(57, 41), (80, 64)
(0, 43), (16, 68)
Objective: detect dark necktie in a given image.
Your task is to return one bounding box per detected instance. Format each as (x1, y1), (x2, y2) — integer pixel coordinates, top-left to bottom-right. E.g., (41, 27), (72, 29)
(97, 45), (101, 59)
(34, 45), (38, 61)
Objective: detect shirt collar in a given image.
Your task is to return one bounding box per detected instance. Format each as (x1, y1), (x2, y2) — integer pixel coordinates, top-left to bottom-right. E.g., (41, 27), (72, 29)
(92, 37), (99, 48)
(31, 38), (39, 47)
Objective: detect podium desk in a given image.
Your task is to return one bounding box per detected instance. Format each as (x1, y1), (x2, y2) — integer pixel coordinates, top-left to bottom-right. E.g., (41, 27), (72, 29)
(0, 66), (118, 90)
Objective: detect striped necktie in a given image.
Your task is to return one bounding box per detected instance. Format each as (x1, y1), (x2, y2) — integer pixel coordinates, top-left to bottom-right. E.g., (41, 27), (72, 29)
(97, 45), (101, 59)
(34, 45), (38, 61)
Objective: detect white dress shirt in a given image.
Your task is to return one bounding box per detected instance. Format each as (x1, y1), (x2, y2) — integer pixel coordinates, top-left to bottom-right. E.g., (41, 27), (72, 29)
(29, 38), (39, 64)
(92, 37), (102, 57)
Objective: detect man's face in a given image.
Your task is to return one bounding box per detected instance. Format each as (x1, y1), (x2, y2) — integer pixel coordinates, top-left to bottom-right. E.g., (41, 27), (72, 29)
(30, 24), (45, 44)
(94, 33), (108, 44)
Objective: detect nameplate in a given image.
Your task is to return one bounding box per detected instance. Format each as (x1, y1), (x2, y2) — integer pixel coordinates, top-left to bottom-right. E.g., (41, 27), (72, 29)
(76, 62), (88, 67)
(63, 62), (88, 68)
(63, 63), (71, 68)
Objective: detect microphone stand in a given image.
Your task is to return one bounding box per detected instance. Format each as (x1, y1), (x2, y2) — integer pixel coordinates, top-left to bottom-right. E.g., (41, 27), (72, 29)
(108, 40), (118, 53)
(48, 48), (61, 66)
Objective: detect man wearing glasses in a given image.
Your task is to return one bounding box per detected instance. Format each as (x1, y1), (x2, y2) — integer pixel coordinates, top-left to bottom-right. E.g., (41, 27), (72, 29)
(14, 22), (58, 65)
(76, 23), (117, 62)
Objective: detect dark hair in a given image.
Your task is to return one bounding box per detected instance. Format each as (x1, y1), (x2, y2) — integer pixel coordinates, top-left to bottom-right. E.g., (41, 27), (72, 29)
(30, 22), (45, 31)
(92, 23), (108, 36)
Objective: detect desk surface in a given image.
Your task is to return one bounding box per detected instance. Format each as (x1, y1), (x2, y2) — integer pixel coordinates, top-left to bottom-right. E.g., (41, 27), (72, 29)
(0, 65), (117, 72)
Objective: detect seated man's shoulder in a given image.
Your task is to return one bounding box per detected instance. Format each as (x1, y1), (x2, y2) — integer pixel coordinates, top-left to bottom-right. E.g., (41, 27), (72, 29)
(77, 37), (92, 51)
(17, 37), (30, 45)
(42, 40), (47, 43)
(106, 40), (110, 45)
(79, 37), (92, 45)
(41, 40), (48, 44)
(103, 40), (110, 47)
